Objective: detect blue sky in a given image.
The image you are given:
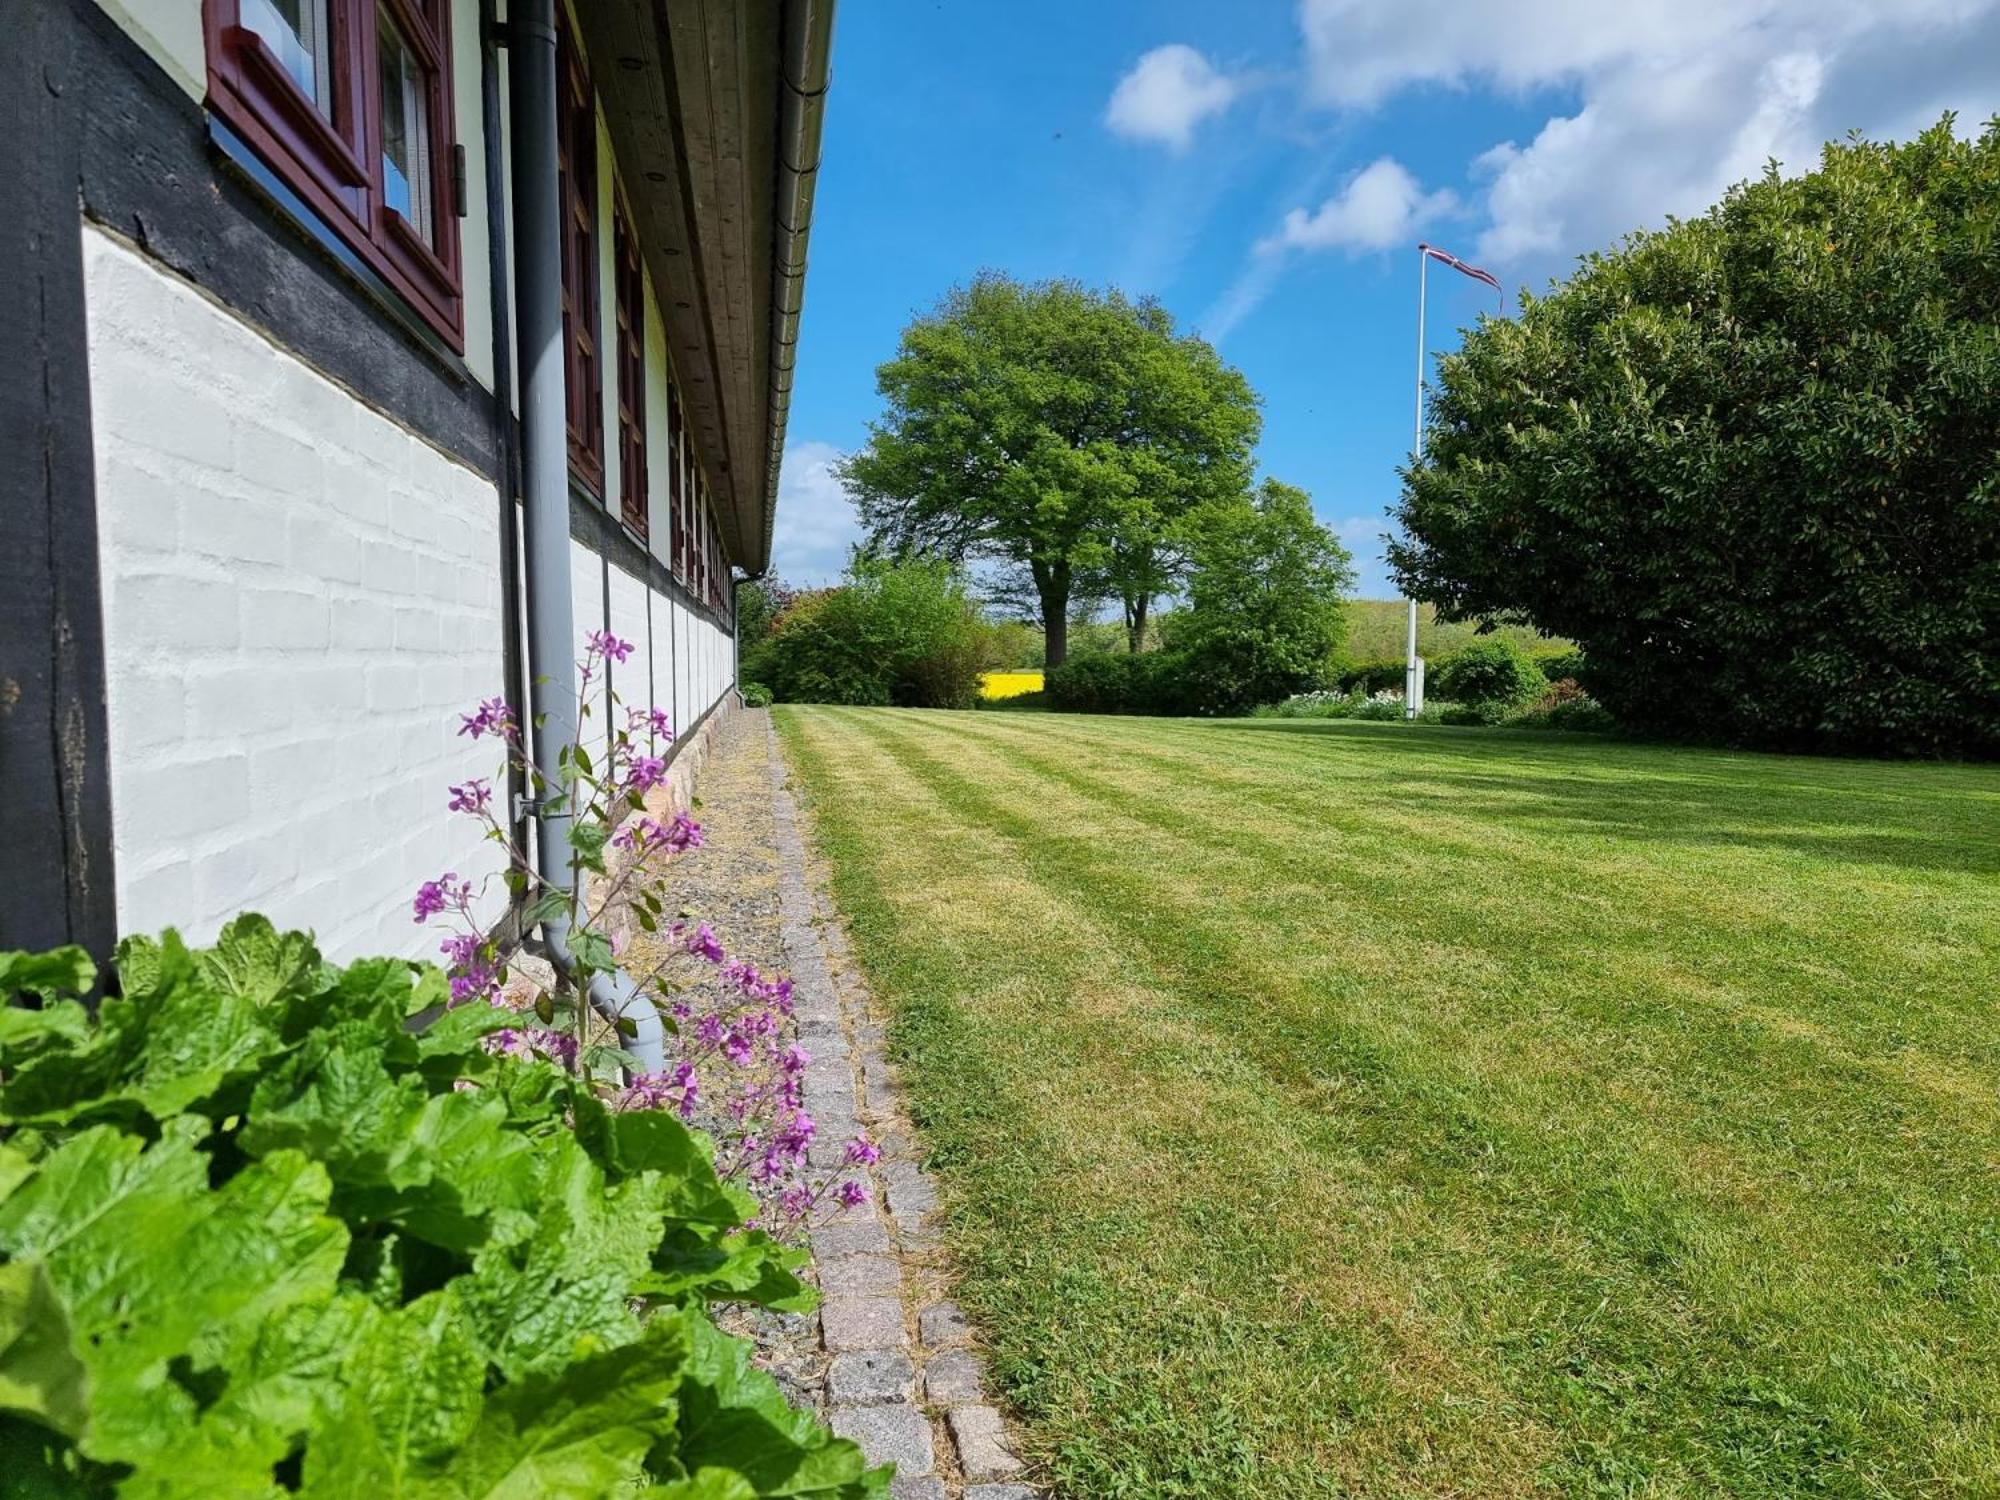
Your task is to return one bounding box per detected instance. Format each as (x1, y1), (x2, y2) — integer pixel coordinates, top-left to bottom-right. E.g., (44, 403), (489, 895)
(772, 0), (2000, 599)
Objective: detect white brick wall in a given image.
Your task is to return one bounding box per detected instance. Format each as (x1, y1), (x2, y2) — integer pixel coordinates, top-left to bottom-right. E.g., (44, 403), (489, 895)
(84, 226), (510, 962)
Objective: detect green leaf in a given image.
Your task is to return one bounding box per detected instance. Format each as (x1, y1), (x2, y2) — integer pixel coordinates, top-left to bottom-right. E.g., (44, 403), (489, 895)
(241, 1031), (539, 1255)
(651, 1470), (759, 1500)
(0, 1261), (89, 1439)
(459, 1134), (664, 1380)
(673, 1314), (879, 1496)
(197, 916), (319, 1009)
(570, 929), (615, 974)
(0, 1003), (90, 1066)
(2, 932), (288, 1129)
(0, 1124), (347, 1468)
(0, 950), (95, 1004)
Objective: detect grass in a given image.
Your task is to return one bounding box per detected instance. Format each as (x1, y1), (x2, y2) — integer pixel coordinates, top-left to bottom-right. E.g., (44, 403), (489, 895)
(775, 707), (2000, 1498)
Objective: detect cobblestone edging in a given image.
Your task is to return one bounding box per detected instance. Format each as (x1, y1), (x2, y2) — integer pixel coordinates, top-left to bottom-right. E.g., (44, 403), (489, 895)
(764, 717), (1040, 1500)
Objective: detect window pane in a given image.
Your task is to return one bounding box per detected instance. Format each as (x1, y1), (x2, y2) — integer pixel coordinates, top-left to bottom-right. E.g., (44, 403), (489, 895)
(378, 11), (434, 243)
(243, 0), (332, 112)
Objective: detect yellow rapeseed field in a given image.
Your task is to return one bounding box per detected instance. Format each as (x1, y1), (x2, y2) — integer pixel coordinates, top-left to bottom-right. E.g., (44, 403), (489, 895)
(977, 670), (1043, 700)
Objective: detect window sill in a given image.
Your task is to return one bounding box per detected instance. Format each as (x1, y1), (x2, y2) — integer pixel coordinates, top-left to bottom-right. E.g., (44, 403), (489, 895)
(208, 116), (475, 383)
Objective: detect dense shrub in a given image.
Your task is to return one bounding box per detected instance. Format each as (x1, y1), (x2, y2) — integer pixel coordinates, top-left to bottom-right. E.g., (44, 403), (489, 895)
(1045, 651), (1181, 715)
(1170, 479), (1355, 716)
(0, 924), (884, 1498)
(1433, 640), (1548, 708)
(740, 680), (774, 707)
(1394, 118), (2000, 756)
(736, 577), (799, 653)
(746, 557), (991, 708)
(1533, 648), (1594, 693)
(1333, 658), (1408, 694)
(1505, 678), (1618, 732)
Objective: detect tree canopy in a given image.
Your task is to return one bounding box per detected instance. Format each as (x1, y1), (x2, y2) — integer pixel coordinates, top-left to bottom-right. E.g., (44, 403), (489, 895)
(1170, 478), (1355, 715)
(838, 274), (1260, 666)
(1392, 117), (2000, 756)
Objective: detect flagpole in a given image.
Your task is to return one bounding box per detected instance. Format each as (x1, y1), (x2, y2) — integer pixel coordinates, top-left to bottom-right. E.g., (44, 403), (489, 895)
(1405, 245), (1428, 720)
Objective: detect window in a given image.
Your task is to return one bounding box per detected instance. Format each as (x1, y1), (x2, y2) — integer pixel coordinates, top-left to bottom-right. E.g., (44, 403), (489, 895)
(204, 0), (463, 347)
(612, 203), (647, 538)
(557, 25), (603, 492)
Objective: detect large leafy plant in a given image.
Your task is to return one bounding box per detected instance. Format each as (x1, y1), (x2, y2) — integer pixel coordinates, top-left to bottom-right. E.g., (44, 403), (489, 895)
(0, 927), (887, 1499)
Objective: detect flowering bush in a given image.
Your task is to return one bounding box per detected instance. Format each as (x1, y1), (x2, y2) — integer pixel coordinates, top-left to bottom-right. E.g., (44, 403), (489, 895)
(0, 928), (887, 1497)
(418, 631), (868, 1236)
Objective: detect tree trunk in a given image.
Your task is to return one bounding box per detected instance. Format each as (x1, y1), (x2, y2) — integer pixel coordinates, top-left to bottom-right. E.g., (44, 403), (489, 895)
(1124, 593), (1149, 654)
(1037, 560), (1072, 669)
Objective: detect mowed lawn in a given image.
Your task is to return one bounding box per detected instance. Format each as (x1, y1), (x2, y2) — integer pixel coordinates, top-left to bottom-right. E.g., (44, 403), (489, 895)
(775, 706), (2000, 1499)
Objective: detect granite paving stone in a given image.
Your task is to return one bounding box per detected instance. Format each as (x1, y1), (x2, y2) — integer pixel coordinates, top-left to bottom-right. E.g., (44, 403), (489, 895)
(918, 1301), (971, 1349)
(826, 1349), (913, 1406)
(820, 1295), (906, 1352)
(949, 1406), (1024, 1481)
(831, 1405), (935, 1476)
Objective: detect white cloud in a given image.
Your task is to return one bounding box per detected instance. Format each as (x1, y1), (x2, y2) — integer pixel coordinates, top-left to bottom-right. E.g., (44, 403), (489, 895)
(1106, 44), (1245, 151)
(1261, 157), (1456, 255)
(768, 440), (859, 587)
(1293, 0), (2000, 275)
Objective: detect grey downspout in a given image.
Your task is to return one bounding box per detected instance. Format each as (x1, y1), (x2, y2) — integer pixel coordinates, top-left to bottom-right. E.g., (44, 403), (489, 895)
(506, 0), (666, 1073)
(762, 0), (834, 568)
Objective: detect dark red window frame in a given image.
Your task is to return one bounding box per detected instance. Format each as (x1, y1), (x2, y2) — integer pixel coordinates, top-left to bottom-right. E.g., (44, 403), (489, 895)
(667, 382), (686, 573)
(557, 22), (604, 494)
(612, 200), (647, 538)
(202, 0), (464, 350)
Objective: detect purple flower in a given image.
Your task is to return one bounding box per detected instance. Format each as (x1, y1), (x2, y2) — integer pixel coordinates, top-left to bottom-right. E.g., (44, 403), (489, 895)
(780, 1184), (814, 1218)
(458, 697), (517, 742)
(682, 921), (726, 964)
(627, 705), (676, 741)
(412, 873), (471, 923)
(842, 1136), (881, 1168)
(781, 1044), (812, 1074)
(625, 755), (668, 793)
(776, 1111), (816, 1156)
(586, 629), (634, 664)
(835, 1179), (868, 1208)
(610, 812), (700, 854)
(448, 778), (492, 815)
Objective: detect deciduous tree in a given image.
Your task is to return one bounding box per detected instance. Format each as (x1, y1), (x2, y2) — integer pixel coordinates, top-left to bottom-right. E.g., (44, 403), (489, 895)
(839, 275), (1259, 666)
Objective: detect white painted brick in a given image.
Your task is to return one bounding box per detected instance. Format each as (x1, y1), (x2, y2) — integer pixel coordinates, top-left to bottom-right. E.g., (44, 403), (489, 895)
(107, 669), (189, 751)
(330, 596), (396, 651)
(82, 228), (731, 960)
(287, 511), (365, 584)
(95, 349), (234, 472)
(119, 753), (251, 849)
(112, 572), (242, 651)
(84, 231), (511, 956)
(242, 587), (332, 651)
(364, 662), (427, 713)
(322, 450), (392, 532)
(393, 605), (441, 654)
(235, 420), (321, 498)
(181, 484), (290, 568)
(277, 357), (360, 452)
(189, 667), (293, 738)
(95, 450), (180, 557)
(361, 536), (419, 595)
